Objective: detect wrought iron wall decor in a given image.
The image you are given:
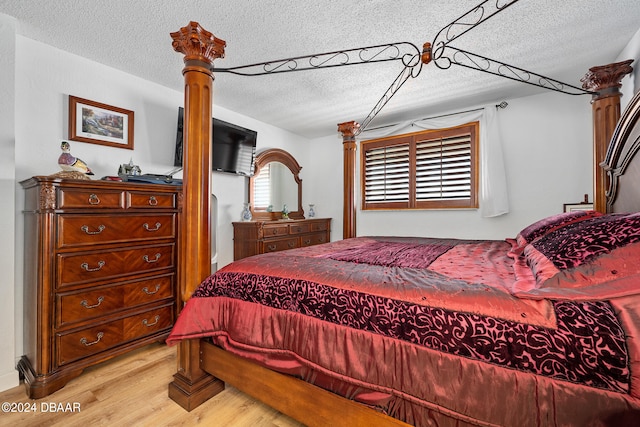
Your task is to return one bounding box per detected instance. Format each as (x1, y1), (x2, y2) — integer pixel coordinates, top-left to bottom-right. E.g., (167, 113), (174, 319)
(209, 0), (597, 134)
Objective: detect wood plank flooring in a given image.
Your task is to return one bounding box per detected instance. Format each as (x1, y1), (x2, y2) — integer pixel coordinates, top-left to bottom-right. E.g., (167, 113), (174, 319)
(0, 343), (304, 426)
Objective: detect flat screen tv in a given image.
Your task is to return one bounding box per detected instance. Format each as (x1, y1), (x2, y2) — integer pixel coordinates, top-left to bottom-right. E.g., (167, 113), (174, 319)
(174, 107), (257, 176)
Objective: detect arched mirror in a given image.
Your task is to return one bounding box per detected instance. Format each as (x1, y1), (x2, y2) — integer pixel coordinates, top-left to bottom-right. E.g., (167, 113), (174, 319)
(249, 148), (304, 220)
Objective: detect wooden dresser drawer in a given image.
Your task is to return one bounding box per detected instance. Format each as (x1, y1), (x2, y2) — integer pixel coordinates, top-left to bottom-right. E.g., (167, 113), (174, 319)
(57, 214), (176, 248)
(58, 188), (125, 209)
(262, 224), (290, 237)
(57, 320), (123, 366)
(123, 305), (174, 341)
(262, 237), (299, 253)
(128, 191), (177, 209)
(57, 275), (174, 326)
(289, 223), (310, 235)
(301, 232), (329, 247)
(56, 304), (173, 366)
(310, 221), (329, 232)
(57, 244), (175, 287)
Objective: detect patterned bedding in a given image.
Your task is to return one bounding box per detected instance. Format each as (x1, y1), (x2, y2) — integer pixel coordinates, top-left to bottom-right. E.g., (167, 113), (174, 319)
(168, 212), (640, 426)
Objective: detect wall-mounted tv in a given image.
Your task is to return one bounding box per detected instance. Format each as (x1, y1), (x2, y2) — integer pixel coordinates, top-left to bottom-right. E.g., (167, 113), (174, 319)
(174, 107), (257, 177)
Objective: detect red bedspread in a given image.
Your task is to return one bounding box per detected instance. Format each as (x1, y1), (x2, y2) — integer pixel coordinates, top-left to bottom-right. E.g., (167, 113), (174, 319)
(167, 236), (640, 426)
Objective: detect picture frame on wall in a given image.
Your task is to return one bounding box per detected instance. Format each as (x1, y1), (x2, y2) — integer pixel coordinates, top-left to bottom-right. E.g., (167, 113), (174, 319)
(563, 194), (593, 212)
(69, 96), (134, 150)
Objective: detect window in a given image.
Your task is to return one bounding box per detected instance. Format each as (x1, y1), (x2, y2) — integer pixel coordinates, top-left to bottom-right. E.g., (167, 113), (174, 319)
(361, 122), (479, 210)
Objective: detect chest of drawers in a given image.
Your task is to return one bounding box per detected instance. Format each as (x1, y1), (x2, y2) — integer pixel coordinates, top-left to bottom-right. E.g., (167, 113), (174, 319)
(18, 177), (181, 398)
(232, 218), (331, 260)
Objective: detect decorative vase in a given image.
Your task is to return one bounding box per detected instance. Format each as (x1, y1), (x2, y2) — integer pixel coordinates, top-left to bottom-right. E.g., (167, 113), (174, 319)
(308, 204), (316, 218)
(241, 203), (252, 221)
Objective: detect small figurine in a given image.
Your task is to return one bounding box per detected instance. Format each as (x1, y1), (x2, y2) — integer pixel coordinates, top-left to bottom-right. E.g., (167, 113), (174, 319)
(58, 141), (94, 175)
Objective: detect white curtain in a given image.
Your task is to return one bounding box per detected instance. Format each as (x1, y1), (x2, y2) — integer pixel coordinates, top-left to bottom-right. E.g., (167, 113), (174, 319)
(358, 105), (509, 217)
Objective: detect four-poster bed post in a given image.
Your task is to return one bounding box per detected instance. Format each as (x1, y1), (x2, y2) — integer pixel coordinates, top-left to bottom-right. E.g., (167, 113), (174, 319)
(581, 59), (634, 213)
(338, 121), (360, 239)
(168, 22), (226, 410)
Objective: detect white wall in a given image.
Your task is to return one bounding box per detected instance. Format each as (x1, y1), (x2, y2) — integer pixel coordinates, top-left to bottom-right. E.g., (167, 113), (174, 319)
(617, 26), (640, 110)
(307, 91), (593, 241)
(0, 12), (18, 392)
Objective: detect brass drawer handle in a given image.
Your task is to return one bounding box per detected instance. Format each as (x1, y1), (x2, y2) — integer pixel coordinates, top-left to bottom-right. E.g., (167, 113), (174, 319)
(143, 253), (161, 263)
(271, 229), (278, 235)
(80, 296), (105, 309)
(304, 239), (312, 245)
(288, 241), (295, 248)
(142, 284), (161, 295)
(143, 315), (160, 327)
(267, 244), (277, 251)
(80, 332), (104, 347)
(148, 196), (158, 206)
(81, 261), (105, 272)
(88, 194), (100, 205)
(81, 224), (106, 235)
(319, 236), (326, 242)
(143, 222), (161, 232)
(295, 227), (302, 233)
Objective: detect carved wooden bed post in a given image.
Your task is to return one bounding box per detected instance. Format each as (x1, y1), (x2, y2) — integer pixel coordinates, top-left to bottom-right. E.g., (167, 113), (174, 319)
(338, 121), (360, 239)
(581, 59), (633, 213)
(168, 22), (226, 410)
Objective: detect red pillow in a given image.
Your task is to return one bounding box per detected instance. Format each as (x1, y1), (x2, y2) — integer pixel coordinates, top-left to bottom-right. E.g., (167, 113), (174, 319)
(523, 212), (640, 289)
(514, 210), (603, 252)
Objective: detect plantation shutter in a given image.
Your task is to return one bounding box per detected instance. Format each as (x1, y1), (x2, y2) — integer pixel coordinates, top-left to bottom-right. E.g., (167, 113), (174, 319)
(360, 122), (478, 210)
(364, 143), (410, 206)
(415, 134), (472, 201)
(253, 165), (271, 208)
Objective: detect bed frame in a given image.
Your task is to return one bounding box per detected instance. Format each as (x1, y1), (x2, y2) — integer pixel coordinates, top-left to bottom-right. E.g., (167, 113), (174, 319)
(167, 21), (638, 427)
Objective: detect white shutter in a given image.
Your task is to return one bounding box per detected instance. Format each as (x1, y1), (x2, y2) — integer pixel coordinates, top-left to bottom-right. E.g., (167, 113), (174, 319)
(415, 135), (471, 201)
(364, 144), (410, 203)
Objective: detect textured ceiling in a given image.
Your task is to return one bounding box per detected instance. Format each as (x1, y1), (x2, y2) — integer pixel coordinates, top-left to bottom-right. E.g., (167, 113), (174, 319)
(1, 0), (640, 138)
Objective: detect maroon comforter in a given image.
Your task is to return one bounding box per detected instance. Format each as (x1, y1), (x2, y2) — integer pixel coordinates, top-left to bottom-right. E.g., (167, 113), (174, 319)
(168, 237), (640, 426)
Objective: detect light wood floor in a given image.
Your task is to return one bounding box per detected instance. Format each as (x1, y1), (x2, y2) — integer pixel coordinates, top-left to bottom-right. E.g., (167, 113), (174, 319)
(0, 342), (304, 426)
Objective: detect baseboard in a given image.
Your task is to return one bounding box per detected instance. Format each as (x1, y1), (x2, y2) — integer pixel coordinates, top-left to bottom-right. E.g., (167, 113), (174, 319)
(0, 369), (20, 392)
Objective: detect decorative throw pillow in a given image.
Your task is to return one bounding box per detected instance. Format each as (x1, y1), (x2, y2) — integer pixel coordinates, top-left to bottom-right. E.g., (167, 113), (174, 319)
(514, 210), (603, 252)
(523, 212), (640, 289)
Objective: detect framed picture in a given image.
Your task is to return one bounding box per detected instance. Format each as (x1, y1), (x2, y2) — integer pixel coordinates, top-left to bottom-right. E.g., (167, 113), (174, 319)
(69, 96), (134, 149)
(563, 195), (593, 212)
(563, 203), (594, 212)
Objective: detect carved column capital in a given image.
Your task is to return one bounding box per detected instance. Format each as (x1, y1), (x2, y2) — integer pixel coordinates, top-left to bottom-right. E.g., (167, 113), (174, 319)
(171, 21), (226, 65)
(337, 121), (360, 142)
(581, 59), (633, 101)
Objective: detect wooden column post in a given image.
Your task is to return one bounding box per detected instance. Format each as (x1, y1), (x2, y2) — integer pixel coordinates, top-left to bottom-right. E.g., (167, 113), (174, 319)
(338, 121), (360, 239)
(168, 22), (226, 411)
(581, 60), (633, 213)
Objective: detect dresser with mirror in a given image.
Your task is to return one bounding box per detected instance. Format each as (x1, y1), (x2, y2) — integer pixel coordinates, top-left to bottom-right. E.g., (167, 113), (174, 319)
(232, 148), (331, 260)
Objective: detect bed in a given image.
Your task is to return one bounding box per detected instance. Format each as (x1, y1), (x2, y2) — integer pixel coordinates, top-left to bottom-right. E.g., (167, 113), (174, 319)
(166, 16), (640, 427)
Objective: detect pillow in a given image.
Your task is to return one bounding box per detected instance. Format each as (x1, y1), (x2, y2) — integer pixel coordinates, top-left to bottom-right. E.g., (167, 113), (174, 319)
(522, 212), (640, 289)
(514, 210), (603, 252)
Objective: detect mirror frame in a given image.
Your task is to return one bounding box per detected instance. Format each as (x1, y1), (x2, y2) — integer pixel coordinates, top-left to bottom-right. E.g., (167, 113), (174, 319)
(249, 148), (304, 220)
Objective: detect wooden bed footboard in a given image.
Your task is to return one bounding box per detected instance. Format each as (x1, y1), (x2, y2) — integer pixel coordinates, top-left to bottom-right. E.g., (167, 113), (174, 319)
(198, 340), (409, 427)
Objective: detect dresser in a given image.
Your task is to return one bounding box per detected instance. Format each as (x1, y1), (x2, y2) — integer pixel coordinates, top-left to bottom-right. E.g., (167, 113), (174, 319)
(233, 218), (331, 260)
(18, 177), (181, 398)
